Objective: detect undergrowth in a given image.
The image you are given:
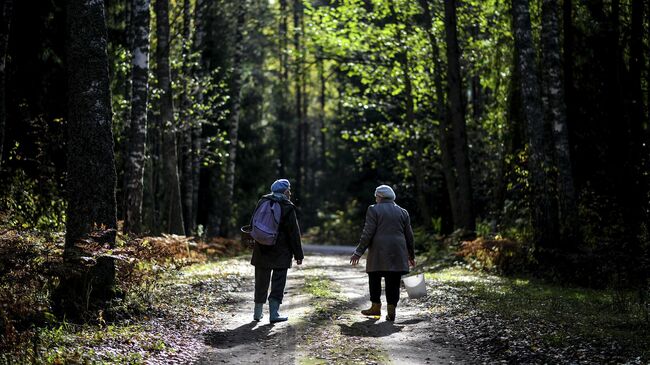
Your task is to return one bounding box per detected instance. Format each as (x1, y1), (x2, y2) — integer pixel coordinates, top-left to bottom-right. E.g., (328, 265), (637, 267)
(426, 265), (650, 361)
(0, 228), (246, 364)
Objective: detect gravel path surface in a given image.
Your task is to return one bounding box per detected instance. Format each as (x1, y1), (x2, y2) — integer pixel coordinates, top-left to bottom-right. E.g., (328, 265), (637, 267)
(195, 247), (468, 365)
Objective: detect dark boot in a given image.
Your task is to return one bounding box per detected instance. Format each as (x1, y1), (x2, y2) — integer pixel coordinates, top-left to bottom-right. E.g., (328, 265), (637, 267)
(386, 304), (396, 321)
(361, 302), (381, 316)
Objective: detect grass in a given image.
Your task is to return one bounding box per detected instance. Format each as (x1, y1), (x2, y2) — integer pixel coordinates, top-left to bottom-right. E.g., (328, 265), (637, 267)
(304, 275), (340, 300)
(298, 272), (388, 365)
(426, 266), (650, 358)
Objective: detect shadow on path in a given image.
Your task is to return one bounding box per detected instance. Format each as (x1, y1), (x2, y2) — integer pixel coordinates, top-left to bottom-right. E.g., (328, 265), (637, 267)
(203, 321), (276, 349)
(338, 318), (425, 338)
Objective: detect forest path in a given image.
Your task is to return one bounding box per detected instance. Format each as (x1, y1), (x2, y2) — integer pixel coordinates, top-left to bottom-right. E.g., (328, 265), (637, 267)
(194, 246), (466, 365)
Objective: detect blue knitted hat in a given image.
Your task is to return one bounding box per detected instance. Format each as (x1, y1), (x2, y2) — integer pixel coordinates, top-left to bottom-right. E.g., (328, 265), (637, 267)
(271, 179), (291, 193)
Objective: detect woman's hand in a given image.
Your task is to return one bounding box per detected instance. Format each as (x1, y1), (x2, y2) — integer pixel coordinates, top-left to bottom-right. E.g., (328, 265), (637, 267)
(350, 254), (361, 266)
(296, 259), (303, 265)
(409, 258), (416, 267)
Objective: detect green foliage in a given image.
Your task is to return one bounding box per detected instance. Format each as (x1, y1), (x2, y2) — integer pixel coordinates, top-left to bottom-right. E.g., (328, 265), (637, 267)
(304, 275), (339, 300)
(0, 169), (66, 231)
(412, 225), (438, 253)
(307, 199), (364, 245)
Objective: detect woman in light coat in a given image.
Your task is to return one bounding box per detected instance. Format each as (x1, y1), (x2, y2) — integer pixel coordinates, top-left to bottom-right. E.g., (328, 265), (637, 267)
(350, 185), (415, 321)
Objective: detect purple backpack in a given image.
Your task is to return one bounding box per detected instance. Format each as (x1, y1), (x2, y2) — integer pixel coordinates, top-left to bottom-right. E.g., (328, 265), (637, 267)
(250, 199), (281, 245)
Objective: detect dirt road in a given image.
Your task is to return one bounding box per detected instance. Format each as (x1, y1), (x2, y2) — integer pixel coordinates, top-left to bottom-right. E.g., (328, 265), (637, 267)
(194, 247), (466, 365)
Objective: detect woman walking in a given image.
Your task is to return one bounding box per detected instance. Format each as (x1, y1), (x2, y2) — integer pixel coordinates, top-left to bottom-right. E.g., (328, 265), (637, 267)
(350, 184), (415, 321)
(251, 179), (304, 323)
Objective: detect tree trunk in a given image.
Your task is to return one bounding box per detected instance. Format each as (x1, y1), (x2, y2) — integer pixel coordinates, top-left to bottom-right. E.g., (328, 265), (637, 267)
(155, 0), (185, 235)
(541, 0), (578, 244)
(180, 0), (194, 236)
(0, 0), (12, 168)
(123, 0), (150, 234)
(220, 0), (246, 237)
(318, 53), (326, 167)
(444, 0), (475, 232)
(388, 0), (431, 225)
(511, 0), (558, 252)
(562, 0), (574, 127)
(275, 0), (289, 177)
(629, 0), (644, 138)
(62, 0), (118, 312)
(191, 0), (206, 234)
(419, 0), (460, 231)
(65, 0), (118, 248)
(293, 0), (303, 203)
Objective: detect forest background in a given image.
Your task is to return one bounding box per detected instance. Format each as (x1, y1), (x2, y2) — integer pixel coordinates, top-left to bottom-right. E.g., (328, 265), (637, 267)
(0, 0), (649, 356)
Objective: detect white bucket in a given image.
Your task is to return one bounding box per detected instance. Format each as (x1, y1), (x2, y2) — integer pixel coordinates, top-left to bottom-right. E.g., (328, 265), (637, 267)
(402, 273), (426, 299)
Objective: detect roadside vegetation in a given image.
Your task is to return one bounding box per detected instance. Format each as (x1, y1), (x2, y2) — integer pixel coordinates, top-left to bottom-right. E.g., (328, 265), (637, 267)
(424, 237), (650, 363)
(0, 229), (247, 364)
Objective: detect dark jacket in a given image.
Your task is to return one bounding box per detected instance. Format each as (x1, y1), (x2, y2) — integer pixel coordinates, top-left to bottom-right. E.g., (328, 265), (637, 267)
(354, 200), (415, 273)
(250, 194), (304, 268)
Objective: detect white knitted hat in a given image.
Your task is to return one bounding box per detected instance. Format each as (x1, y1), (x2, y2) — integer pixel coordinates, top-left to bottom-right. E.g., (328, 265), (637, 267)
(374, 185), (396, 200)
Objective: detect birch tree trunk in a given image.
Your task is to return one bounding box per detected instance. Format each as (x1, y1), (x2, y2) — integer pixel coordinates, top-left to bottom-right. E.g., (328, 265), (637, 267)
(444, 0), (475, 232)
(220, 0), (246, 237)
(155, 0), (185, 235)
(541, 0), (577, 243)
(61, 0), (118, 311)
(0, 0), (12, 169)
(123, 0), (150, 234)
(277, 0), (289, 176)
(512, 0), (558, 253)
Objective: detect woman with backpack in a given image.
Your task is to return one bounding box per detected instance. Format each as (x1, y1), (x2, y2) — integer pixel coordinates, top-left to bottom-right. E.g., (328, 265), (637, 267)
(350, 184), (415, 321)
(250, 179), (304, 323)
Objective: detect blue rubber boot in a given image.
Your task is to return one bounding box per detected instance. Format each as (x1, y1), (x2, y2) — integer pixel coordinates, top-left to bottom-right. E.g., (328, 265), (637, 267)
(253, 303), (263, 321)
(269, 299), (288, 323)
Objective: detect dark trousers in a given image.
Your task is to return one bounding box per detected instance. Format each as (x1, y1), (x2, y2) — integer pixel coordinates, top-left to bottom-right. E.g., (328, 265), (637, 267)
(254, 267), (288, 304)
(368, 271), (402, 306)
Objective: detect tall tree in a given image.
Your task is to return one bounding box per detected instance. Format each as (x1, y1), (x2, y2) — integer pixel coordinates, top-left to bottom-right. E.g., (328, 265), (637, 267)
(540, 0), (577, 243)
(511, 0), (558, 254)
(443, 0), (475, 232)
(317, 51), (326, 167)
(0, 0), (12, 168)
(62, 0), (118, 310)
(293, 0), (304, 203)
(418, 0), (458, 230)
(629, 0), (644, 138)
(191, 0), (206, 234)
(65, 0), (118, 248)
(220, 0), (247, 237)
(155, 0), (185, 235)
(276, 0), (290, 176)
(123, 0), (151, 234)
(180, 0), (194, 236)
(388, 0), (431, 225)
(562, 0), (574, 124)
